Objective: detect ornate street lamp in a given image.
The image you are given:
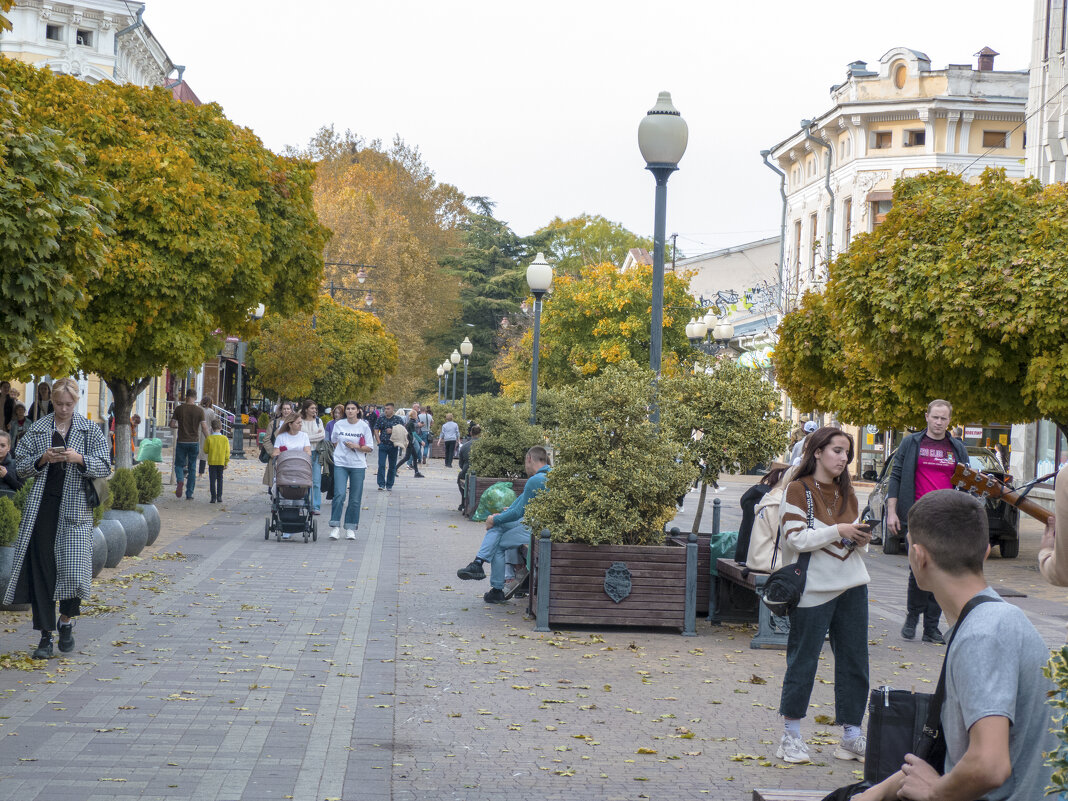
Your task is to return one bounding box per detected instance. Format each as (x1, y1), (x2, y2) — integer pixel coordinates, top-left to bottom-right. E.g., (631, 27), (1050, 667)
(460, 336), (473, 419)
(232, 303), (265, 458)
(526, 251), (553, 425)
(638, 91), (688, 423)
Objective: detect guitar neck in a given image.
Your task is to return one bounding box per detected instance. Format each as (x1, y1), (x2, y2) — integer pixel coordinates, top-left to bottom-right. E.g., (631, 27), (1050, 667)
(993, 484), (1053, 525)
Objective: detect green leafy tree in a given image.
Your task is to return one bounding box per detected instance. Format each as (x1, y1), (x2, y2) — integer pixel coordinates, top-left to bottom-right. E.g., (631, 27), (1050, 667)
(524, 362), (695, 546)
(663, 361), (790, 533)
(536, 213), (663, 276)
(248, 315), (329, 402)
(465, 394), (544, 479)
(310, 295), (398, 404)
(0, 76), (113, 370)
(0, 1), (11, 32)
(1, 58), (330, 467)
(776, 168), (1068, 436)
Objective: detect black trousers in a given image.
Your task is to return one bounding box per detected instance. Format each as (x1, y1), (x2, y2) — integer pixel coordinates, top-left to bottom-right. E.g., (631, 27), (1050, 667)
(444, 440), (457, 467)
(18, 495), (80, 632)
(906, 569), (942, 632)
(208, 465), (224, 500)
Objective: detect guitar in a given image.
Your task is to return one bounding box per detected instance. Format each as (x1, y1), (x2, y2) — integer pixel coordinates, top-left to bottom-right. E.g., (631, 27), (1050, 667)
(951, 463), (1053, 524)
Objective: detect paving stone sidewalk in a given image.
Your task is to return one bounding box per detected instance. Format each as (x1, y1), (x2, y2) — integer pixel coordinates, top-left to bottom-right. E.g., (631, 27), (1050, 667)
(0, 461), (1064, 801)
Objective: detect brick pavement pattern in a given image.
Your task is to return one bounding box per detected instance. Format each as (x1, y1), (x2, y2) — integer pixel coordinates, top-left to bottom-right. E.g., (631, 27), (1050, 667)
(0, 464), (1063, 800)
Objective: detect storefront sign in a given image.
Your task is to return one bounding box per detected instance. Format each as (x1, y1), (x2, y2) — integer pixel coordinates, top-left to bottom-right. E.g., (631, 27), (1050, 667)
(963, 426), (983, 439)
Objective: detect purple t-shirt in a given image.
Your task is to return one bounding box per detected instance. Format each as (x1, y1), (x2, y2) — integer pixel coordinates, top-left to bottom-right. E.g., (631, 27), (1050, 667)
(915, 434), (956, 499)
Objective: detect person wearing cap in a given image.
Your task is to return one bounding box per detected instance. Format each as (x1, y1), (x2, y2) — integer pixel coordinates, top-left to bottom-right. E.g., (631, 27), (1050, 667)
(790, 420), (819, 466)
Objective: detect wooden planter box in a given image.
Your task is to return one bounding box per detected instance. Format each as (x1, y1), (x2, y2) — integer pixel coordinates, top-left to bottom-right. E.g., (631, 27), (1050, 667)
(430, 440), (447, 459)
(530, 533), (700, 635)
(464, 475), (527, 517)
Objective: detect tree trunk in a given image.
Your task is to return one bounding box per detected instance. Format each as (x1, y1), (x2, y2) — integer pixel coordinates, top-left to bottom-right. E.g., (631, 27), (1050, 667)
(691, 479), (709, 536)
(104, 376), (151, 470)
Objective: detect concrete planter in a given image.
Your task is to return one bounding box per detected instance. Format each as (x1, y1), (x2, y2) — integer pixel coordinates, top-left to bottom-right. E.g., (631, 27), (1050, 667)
(0, 543), (30, 611)
(98, 517), (127, 568)
(104, 509), (148, 558)
(141, 503), (161, 547)
(91, 527), (107, 578)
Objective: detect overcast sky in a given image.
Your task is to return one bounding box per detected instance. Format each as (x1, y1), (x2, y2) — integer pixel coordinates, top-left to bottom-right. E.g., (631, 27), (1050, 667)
(145, 1), (1032, 255)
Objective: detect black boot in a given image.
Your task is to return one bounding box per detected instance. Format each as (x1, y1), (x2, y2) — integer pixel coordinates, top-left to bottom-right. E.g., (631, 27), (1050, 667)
(57, 619), (75, 653)
(32, 632), (53, 660)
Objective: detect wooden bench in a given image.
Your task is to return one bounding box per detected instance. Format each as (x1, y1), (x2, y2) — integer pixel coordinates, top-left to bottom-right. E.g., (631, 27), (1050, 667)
(713, 558), (789, 649)
(753, 791), (828, 801)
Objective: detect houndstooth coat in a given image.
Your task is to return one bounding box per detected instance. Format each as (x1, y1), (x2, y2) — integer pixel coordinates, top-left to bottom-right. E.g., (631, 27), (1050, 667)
(2, 412), (112, 604)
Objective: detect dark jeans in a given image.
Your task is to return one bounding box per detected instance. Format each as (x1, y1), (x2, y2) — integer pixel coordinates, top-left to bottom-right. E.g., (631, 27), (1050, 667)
(20, 492), (80, 632)
(906, 569), (942, 633)
(208, 465), (224, 500)
(407, 441), (422, 472)
(779, 584), (869, 726)
(377, 445), (398, 489)
(174, 441), (198, 496)
(444, 440), (457, 467)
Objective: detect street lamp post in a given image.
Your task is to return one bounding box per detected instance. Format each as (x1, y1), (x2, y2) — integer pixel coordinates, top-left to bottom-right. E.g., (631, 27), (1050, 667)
(437, 365), (444, 404)
(442, 359), (452, 405)
(460, 337), (473, 420)
(450, 349), (460, 404)
(525, 252), (553, 425)
(231, 303), (265, 459)
(638, 91), (688, 424)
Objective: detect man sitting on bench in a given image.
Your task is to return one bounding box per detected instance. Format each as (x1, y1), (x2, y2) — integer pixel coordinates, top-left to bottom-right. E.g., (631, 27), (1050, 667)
(456, 446), (551, 604)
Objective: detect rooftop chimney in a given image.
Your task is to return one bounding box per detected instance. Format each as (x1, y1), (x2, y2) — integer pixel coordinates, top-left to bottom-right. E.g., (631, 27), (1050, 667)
(976, 46), (999, 71)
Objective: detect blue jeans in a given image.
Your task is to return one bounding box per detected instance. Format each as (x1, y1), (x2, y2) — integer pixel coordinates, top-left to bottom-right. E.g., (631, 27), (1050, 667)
(420, 439), (431, 461)
(331, 465), (365, 528)
(377, 445), (397, 489)
(174, 442), (198, 497)
(778, 584), (869, 725)
(476, 520), (531, 590)
(310, 450), (322, 510)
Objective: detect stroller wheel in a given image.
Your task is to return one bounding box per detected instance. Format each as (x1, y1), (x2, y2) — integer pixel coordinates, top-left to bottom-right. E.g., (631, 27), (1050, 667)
(312, 521), (318, 542)
(264, 519), (270, 541)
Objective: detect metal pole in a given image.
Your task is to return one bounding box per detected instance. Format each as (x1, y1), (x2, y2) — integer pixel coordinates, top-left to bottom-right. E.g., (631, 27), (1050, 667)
(451, 367), (456, 403)
(462, 358), (469, 420)
(647, 165), (675, 425)
(231, 341), (247, 458)
(437, 375), (442, 404)
(529, 291), (545, 425)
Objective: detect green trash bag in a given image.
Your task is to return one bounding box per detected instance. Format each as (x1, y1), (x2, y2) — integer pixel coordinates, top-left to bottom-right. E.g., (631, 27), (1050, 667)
(135, 437), (163, 463)
(709, 530), (739, 577)
(471, 481), (517, 522)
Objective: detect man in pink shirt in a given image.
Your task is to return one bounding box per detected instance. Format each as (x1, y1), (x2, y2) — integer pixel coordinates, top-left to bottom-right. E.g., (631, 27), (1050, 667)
(885, 400), (968, 643)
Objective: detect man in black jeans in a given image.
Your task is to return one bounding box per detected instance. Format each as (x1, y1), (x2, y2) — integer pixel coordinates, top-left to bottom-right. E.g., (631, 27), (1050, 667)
(885, 399), (968, 643)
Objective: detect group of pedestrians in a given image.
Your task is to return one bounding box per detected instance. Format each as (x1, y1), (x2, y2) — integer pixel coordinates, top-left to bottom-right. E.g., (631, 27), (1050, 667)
(1, 380), (53, 451)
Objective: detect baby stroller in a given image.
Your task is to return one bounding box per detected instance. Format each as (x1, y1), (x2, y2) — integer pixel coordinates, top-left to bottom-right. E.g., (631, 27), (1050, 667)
(265, 449), (317, 543)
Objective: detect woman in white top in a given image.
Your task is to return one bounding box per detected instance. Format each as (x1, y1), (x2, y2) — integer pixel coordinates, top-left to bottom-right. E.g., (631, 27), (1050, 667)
(272, 414), (311, 457)
(299, 399), (325, 514)
(329, 400), (374, 540)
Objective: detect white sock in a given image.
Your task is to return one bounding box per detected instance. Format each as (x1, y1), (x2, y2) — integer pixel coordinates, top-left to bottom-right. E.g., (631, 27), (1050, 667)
(783, 718), (801, 739)
(843, 724), (862, 742)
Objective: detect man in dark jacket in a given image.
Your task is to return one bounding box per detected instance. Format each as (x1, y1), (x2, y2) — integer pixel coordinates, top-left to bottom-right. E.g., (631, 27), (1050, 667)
(373, 404), (405, 492)
(456, 425), (481, 512)
(886, 399), (968, 643)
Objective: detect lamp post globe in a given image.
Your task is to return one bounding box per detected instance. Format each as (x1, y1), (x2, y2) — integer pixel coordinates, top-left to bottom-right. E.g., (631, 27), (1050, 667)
(639, 91), (687, 425)
(525, 252), (553, 426)
(693, 317), (708, 339)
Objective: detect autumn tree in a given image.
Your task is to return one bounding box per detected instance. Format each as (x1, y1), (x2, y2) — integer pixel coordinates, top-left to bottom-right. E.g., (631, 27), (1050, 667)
(493, 261), (695, 393)
(310, 295), (398, 402)
(775, 168), (1068, 436)
(536, 213), (664, 276)
(248, 316), (327, 401)
(0, 74), (113, 369)
(2, 58), (329, 466)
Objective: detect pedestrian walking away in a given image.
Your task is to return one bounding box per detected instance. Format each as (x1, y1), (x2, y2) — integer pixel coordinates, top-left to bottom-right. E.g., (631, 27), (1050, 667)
(438, 412), (460, 468)
(417, 407), (433, 463)
(405, 410), (425, 478)
(196, 396), (217, 477)
(775, 427), (871, 766)
(299, 399), (325, 514)
(372, 403), (404, 491)
(2, 377), (111, 659)
(330, 401), (374, 539)
(456, 424), (481, 512)
(886, 399), (967, 643)
(170, 389), (206, 500)
(204, 418), (230, 503)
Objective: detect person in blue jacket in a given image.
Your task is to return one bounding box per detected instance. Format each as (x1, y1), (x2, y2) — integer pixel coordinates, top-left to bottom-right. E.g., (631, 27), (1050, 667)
(456, 446), (551, 604)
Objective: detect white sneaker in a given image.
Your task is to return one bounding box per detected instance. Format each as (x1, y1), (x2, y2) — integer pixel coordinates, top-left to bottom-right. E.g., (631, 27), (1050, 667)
(329, 527), (340, 540)
(834, 735), (866, 762)
(776, 733), (811, 764)
(345, 530), (356, 540)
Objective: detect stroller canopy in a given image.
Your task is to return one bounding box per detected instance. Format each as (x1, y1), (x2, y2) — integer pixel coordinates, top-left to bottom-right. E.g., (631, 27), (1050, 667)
(275, 449), (313, 488)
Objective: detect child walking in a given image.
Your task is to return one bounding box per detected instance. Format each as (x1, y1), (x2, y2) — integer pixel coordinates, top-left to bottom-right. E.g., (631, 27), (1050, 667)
(204, 419), (230, 503)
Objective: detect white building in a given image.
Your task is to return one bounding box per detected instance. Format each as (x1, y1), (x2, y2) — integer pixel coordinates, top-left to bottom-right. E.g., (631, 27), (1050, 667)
(0, 0), (176, 87)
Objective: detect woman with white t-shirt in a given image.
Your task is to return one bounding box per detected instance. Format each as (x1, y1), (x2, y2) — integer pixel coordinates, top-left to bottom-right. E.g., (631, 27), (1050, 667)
(299, 399), (325, 515)
(329, 400), (374, 541)
(272, 414), (312, 458)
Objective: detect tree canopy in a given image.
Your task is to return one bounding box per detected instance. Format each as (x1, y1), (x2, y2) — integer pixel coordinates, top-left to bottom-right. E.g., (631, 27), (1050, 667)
(536, 213), (661, 276)
(775, 168), (1068, 435)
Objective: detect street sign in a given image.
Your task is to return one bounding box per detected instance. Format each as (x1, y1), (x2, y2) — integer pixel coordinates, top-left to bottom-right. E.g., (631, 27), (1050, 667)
(964, 426), (983, 439)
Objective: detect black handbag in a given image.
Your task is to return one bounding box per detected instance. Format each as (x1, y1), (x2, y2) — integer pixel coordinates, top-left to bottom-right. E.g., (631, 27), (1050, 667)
(863, 594), (1001, 784)
(760, 487), (814, 617)
(258, 443), (270, 464)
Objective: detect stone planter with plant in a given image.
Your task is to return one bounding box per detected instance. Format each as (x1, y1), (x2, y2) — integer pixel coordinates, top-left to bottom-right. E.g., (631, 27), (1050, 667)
(134, 460), (163, 546)
(102, 467), (147, 559)
(91, 490), (109, 577)
(523, 362), (697, 632)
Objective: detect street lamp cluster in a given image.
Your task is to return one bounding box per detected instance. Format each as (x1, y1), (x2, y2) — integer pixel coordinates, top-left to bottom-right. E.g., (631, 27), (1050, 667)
(686, 312), (735, 356)
(437, 337), (475, 417)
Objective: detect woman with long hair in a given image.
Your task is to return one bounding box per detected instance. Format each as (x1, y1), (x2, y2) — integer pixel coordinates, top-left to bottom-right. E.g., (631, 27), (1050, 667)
(28, 382), (52, 423)
(261, 400), (294, 493)
(325, 404), (346, 440)
(329, 400), (374, 541)
(299, 399), (325, 515)
(775, 427), (871, 766)
(3, 377), (111, 659)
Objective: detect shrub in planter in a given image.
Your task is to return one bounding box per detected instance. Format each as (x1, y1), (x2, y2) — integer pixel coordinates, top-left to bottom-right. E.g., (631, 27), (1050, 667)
(467, 396), (544, 480)
(430, 400), (469, 438)
(662, 360), (790, 534)
(12, 476), (34, 515)
(103, 468), (148, 558)
(133, 461), (163, 546)
(525, 361), (695, 546)
(257, 412), (270, 432)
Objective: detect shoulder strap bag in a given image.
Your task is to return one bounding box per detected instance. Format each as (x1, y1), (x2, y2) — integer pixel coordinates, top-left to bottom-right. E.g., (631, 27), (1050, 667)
(82, 427), (108, 509)
(759, 487), (815, 617)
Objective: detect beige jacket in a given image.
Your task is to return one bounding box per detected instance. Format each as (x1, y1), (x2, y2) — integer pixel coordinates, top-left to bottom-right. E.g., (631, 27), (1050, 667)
(1038, 463), (1068, 587)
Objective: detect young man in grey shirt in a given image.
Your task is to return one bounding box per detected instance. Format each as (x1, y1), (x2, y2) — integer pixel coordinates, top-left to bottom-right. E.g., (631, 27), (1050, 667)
(858, 490), (1055, 801)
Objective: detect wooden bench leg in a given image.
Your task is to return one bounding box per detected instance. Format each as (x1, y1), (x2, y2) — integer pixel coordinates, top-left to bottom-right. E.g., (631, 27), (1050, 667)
(750, 573), (789, 650)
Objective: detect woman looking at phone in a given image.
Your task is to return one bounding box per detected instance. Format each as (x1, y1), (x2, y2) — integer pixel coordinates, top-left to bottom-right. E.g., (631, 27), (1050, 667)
(2, 377), (111, 659)
(774, 427), (871, 766)
(328, 401), (374, 541)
